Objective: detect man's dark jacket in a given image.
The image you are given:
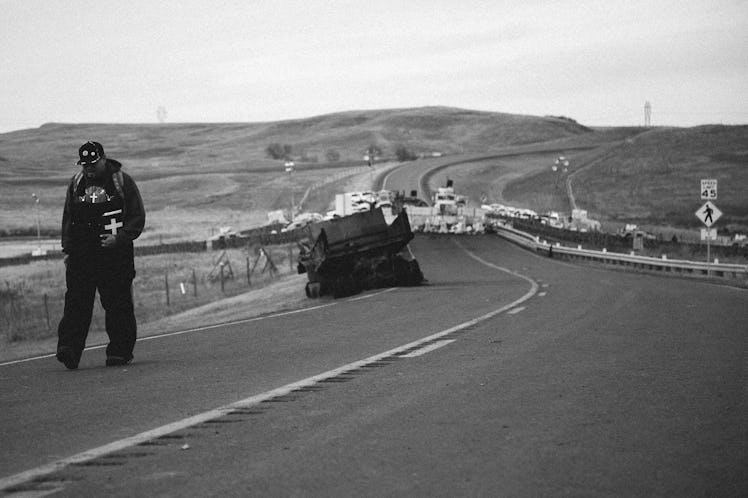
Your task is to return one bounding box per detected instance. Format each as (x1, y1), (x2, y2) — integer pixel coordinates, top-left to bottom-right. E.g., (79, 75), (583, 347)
(61, 158), (145, 255)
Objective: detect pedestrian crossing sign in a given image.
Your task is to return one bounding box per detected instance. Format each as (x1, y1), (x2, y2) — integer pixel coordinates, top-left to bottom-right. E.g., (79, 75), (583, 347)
(695, 201), (722, 227)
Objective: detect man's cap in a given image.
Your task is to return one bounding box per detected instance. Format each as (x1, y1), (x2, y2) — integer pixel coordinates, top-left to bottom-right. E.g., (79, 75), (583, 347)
(77, 141), (105, 166)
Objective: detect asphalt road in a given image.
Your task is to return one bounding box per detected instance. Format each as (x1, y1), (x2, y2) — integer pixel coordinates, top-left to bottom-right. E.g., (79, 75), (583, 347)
(1, 234), (746, 497)
(380, 146), (596, 206)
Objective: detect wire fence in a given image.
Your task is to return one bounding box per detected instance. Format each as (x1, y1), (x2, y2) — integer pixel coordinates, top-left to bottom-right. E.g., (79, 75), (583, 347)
(1, 241), (302, 344)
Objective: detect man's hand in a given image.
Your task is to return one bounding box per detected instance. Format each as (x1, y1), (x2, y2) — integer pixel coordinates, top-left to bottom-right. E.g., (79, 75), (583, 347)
(100, 234), (117, 248)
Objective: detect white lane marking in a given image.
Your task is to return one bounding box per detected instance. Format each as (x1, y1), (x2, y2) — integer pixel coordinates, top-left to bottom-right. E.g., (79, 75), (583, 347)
(507, 306), (526, 315)
(0, 288), (396, 367)
(541, 284), (549, 288)
(538, 292), (547, 297)
(400, 339), (455, 358)
(453, 239), (539, 294)
(0, 243), (538, 492)
(347, 287), (396, 302)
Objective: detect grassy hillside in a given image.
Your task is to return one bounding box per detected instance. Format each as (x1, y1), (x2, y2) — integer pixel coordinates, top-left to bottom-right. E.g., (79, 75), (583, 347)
(0, 106), (589, 181)
(0, 107), (591, 240)
(412, 123), (748, 235)
(2, 107), (745, 240)
(572, 126), (748, 231)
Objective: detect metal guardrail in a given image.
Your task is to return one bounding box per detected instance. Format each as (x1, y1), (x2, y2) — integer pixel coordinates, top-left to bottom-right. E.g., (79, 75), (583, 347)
(494, 224), (748, 280)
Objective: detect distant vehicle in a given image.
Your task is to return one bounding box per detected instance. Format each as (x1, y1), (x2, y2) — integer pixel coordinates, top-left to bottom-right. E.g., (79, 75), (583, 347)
(374, 190), (395, 212)
(539, 211), (563, 228)
(209, 226), (237, 241)
(335, 191), (376, 216)
(281, 212), (324, 232)
(208, 226), (239, 248)
(266, 209), (289, 226)
(402, 197), (429, 207)
(732, 234), (747, 248)
(618, 224), (639, 238)
(517, 208), (537, 220)
(433, 179), (459, 215)
(397, 189), (429, 208)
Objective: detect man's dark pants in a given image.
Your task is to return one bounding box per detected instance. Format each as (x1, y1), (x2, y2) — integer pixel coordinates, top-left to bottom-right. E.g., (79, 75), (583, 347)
(57, 252), (137, 364)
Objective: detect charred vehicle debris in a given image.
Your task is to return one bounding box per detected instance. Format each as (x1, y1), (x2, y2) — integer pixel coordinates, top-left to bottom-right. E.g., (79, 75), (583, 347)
(296, 207), (424, 298)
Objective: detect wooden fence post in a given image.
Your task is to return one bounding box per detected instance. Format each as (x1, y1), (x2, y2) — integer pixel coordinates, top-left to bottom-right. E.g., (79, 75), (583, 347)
(220, 263), (225, 293)
(43, 293), (50, 330)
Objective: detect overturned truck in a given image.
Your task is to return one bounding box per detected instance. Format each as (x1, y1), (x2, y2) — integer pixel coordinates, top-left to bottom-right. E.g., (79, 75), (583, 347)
(297, 208), (424, 298)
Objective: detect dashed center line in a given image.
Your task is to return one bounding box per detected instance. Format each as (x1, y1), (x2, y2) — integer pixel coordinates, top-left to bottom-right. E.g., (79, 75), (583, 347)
(507, 306), (526, 315)
(538, 292), (547, 297)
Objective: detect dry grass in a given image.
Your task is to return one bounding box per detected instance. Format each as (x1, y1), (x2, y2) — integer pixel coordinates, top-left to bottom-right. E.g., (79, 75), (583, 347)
(1, 244), (301, 346)
(0, 271), (313, 363)
(572, 126), (748, 231)
(0, 163), (387, 358)
(3, 109), (747, 356)
(426, 126), (748, 234)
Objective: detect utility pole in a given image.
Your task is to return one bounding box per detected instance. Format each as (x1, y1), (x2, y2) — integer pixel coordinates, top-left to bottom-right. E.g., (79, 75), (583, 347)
(644, 101), (651, 127)
(31, 193), (42, 255)
(285, 160), (295, 221)
(156, 106), (167, 123)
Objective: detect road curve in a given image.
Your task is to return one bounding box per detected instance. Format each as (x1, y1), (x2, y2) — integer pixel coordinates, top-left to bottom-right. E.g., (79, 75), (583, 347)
(1, 234), (746, 496)
(381, 145), (597, 206)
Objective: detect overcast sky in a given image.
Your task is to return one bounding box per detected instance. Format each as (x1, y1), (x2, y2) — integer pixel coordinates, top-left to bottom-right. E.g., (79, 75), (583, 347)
(2, 0), (747, 133)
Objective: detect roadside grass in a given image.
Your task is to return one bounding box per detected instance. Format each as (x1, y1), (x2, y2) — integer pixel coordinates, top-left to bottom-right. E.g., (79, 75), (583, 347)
(3, 112), (748, 355)
(0, 162), (386, 356)
(1, 163), (391, 244)
(571, 126), (748, 232)
(1, 243), (301, 346)
(0, 107), (590, 185)
(426, 126), (748, 235)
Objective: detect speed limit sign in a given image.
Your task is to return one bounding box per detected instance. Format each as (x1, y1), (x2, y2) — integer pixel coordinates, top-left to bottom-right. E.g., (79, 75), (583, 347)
(701, 179), (717, 200)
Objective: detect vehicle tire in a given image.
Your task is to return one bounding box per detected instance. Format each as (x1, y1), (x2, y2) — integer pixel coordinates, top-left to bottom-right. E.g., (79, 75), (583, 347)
(333, 274), (358, 298)
(309, 282), (321, 298)
(406, 260), (424, 285)
(392, 257), (409, 286)
(375, 260), (395, 287)
(332, 276), (347, 298)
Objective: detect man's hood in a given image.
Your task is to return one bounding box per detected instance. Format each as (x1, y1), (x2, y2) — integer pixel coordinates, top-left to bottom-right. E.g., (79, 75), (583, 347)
(106, 158), (123, 172)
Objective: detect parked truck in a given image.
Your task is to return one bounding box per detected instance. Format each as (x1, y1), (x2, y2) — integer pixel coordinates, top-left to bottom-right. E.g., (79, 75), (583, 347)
(296, 207), (423, 298)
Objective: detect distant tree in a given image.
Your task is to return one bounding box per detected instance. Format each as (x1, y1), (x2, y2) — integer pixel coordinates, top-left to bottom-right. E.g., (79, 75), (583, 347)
(325, 149), (341, 163)
(266, 143), (293, 160)
(365, 144), (382, 160)
(395, 145), (417, 162)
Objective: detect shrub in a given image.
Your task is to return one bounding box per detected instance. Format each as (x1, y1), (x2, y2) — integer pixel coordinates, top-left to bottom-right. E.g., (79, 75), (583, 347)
(266, 143), (293, 160)
(395, 145), (417, 162)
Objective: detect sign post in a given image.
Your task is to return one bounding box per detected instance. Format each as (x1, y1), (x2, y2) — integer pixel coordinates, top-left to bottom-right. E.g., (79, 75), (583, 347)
(698, 179), (719, 275)
(285, 161), (295, 221)
(695, 198), (722, 275)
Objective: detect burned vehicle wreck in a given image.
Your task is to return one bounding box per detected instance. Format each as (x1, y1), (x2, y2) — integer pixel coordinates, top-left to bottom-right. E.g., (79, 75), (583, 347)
(297, 207), (423, 298)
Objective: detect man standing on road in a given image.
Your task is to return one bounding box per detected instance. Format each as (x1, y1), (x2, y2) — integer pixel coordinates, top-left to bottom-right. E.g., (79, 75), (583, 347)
(56, 141), (145, 370)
